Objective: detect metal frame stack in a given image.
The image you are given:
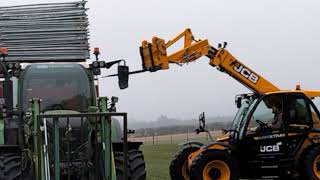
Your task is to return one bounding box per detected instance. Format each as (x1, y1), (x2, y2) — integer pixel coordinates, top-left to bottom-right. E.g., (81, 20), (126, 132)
(0, 1), (90, 62)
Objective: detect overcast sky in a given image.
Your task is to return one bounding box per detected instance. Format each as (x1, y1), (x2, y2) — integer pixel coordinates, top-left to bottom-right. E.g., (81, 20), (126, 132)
(2, 0), (320, 121)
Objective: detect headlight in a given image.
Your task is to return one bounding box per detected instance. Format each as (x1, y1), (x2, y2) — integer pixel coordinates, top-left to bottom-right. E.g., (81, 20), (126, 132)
(92, 61), (99, 68)
(99, 61), (105, 68)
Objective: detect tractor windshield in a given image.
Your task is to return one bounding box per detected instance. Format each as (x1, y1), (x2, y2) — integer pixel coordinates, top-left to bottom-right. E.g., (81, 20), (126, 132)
(20, 64), (94, 112)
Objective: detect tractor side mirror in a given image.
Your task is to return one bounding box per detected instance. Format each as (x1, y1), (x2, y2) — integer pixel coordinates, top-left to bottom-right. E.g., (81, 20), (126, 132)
(118, 65), (129, 89)
(111, 96), (119, 103)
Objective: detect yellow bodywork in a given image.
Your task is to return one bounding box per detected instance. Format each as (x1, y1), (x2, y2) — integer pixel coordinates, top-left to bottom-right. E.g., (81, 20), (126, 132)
(140, 28), (209, 71)
(140, 28), (280, 94)
(203, 160), (231, 180)
(187, 135), (229, 168)
(140, 28), (320, 98)
(263, 90), (320, 99)
(140, 28), (320, 179)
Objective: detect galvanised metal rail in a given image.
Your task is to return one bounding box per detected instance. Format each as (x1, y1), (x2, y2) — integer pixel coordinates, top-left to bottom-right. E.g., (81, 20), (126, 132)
(0, 1), (90, 62)
(37, 112), (128, 180)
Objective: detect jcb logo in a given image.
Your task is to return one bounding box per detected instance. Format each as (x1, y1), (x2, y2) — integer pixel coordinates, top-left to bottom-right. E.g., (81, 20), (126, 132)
(260, 142), (282, 153)
(234, 63), (259, 84)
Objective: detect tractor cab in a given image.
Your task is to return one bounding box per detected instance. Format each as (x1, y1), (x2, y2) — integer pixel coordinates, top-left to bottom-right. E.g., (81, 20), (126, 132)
(19, 63), (95, 113)
(0, 1), (147, 179)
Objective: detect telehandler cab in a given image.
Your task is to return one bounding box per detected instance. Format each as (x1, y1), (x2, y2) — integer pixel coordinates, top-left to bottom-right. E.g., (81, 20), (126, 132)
(138, 28), (320, 179)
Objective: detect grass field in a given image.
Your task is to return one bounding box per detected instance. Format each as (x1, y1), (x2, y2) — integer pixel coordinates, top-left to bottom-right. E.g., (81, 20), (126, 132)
(141, 144), (179, 180)
(140, 134), (216, 179)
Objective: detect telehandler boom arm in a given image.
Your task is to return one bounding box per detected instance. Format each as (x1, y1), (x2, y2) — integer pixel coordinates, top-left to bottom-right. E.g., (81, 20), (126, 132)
(139, 28), (280, 94)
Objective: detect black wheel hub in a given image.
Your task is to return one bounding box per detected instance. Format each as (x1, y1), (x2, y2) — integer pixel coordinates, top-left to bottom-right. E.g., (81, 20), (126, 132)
(209, 168), (221, 179)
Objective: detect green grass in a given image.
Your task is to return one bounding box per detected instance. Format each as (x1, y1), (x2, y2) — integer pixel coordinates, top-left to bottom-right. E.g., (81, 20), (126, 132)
(141, 144), (179, 180)
(141, 138), (214, 179)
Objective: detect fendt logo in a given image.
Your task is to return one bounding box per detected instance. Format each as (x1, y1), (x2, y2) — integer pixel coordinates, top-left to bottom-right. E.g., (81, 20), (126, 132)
(233, 63), (259, 84)
(260, 142), (282, 153)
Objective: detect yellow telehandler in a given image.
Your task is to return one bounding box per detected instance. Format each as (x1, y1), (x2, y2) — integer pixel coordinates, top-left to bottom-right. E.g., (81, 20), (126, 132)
(138, 28), (320, 179)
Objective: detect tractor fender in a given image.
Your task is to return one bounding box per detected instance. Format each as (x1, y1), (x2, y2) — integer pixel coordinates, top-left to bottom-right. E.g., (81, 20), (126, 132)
(179, 141), (204, 148)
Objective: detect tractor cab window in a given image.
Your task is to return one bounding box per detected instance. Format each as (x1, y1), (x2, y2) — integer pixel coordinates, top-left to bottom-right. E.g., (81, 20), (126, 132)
(247, 94), (284, 134)
(20, 64), (94, 112)
(287, 94), (312, 130)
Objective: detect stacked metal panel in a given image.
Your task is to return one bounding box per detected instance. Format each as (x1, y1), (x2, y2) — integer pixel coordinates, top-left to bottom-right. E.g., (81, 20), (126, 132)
(0, 1), (90, 62)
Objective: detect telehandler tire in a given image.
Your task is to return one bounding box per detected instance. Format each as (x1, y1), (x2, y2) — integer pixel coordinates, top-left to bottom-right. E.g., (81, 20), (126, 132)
(169, 146), (199, 180)
(114, 149), (146, 180)
(190, 150), (239, 180)
(301, 145), (320, 180)
(0, 152), (22, 180)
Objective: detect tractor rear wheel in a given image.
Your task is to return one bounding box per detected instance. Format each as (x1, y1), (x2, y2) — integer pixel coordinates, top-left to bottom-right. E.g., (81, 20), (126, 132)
(114, 149), (146, 180)
(0, 152), (22, 180)
(301, 145), (320, 180)
(190, 150), (239, 180)
(169, 146), (199, 180)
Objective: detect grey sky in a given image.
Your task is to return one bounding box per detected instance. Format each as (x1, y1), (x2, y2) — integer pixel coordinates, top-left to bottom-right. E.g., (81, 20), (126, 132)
(2, 0), (320, 121)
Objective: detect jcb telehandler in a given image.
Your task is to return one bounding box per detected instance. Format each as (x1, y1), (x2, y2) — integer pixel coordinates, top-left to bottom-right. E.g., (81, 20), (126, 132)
(0, 2), (146, 180)
(138, 28), (320, 179)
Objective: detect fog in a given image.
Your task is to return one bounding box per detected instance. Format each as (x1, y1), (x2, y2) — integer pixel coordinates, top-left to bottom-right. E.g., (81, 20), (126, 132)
(2, 0), (320, 121)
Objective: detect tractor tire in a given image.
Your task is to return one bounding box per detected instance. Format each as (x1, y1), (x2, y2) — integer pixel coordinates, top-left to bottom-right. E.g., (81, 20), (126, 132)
(114, 149), (146, 180)
(0, 152), (22, 180)
(169, 146), (199, 180)
(300, 145), (320, 180)
(189, 150), (239, 180)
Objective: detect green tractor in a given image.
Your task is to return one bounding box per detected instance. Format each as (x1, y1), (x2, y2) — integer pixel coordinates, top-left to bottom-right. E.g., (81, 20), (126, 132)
(0, 1), (146, 180)
(0, 51), (146, 180)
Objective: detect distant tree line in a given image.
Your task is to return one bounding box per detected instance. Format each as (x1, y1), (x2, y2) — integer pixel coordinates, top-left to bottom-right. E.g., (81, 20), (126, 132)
(134, 121), (232, 137)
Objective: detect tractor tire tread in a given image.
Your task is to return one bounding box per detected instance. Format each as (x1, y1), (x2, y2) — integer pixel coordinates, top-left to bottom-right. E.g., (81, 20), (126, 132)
(300, 145), (320, 180)
(0, 152), (22, 180)
(169, 146), (199, 180)
(114, 149), (146, 180)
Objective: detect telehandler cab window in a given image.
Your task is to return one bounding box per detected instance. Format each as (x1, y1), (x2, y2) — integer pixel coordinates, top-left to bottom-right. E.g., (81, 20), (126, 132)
(247, 94), (284, 132)
(310, 105), (320, 128)
(232, 99), (251, 130)
(20, 64), (93, 112)
(287, 94), (312, 129)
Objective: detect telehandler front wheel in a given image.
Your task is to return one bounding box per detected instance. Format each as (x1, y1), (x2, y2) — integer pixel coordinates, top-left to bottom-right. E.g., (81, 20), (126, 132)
(301, 146), (320, 180)
(169, 146), (199, 180)
(190, 150), (239, 180)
